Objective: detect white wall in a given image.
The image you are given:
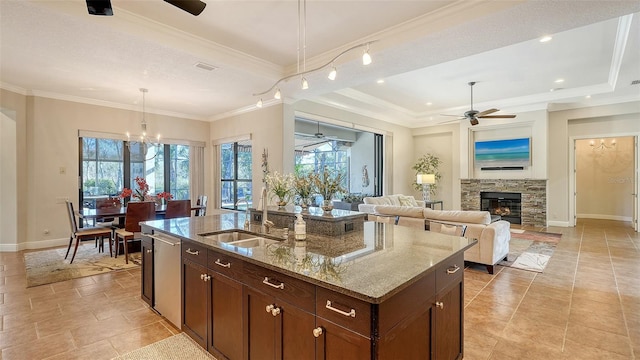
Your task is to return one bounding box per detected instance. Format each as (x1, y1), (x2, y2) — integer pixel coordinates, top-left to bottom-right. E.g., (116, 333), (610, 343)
(349, 132), (375, 195)
(548, 101), (640, 226)
(6, 93), (211, 250)
(576, 136), (634, 220)
(1, 110), (18, 250)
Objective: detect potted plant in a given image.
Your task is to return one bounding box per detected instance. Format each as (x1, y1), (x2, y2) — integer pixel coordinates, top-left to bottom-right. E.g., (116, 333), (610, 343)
(311, 168), (347, 211)
(292, 173), (314, 210)
(265, 171), (294, 207)
(412, 154), (442, 195)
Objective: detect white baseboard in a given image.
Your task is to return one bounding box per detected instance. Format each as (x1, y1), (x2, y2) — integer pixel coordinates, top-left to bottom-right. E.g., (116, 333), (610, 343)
(577, 214), (632, 222)
(0, 237), (69, 252)
(547, 220), (571, 227)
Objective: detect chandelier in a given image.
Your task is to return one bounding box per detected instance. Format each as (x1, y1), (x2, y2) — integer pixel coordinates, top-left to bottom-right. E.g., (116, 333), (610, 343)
(126, 88), (161, 160)
(590, 138), (616, 151)
(253, 0), (377, 107)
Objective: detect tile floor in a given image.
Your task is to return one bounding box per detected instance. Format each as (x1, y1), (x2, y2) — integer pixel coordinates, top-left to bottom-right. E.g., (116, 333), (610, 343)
(0, 219), (638, 359)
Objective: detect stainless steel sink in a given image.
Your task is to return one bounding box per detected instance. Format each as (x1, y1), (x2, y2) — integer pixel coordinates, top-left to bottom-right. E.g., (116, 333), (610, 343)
(226, 237), (281, 248)
(202, 231), (258, 243)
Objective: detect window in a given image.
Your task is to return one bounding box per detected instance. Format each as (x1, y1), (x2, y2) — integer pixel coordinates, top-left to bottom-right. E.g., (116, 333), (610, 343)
(221, 140), (252, 210)
(80, 137), (190, 207)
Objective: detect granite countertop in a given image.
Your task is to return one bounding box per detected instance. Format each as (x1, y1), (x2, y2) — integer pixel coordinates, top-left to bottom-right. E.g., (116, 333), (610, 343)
(142, 212), (476, 303)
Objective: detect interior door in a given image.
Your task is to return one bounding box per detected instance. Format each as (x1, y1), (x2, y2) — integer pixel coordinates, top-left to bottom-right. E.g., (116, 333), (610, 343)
(635, 136), (639, 232)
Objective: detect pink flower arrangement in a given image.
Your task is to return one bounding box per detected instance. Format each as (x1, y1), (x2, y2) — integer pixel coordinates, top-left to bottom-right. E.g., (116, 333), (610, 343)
(119, 177), (173, 203)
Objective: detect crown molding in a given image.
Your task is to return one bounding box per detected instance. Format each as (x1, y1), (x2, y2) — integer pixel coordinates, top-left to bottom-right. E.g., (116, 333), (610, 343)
(0, 82), (29, 96)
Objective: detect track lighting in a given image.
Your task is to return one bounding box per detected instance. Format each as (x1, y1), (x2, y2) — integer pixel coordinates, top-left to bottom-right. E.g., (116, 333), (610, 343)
(362, 45), (372, 65)
(274, 88), (281, 100)
(301, 77), (309, 90)
(256, 98), (263, 108)
(328, 66), (337, 80)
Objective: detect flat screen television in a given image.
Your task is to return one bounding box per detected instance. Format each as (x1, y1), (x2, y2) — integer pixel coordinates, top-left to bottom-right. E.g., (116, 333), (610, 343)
(474, 138), (530, 170)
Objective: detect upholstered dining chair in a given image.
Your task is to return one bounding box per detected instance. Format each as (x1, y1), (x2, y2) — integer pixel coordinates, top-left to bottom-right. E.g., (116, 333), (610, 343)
(428, 221), (467, 237)
(65, 200), (113, 264)
(94, 197), (120, 239)
(164, 199), (192, 219)
(113, 201), (155, 264)
(195, 195), (208, 216)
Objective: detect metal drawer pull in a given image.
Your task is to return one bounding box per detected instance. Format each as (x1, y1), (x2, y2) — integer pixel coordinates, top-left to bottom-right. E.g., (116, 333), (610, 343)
(312, 327), (323, 338)
(435, 301), (444, 309)
(446, 265), (460, 274)
(185, 248), (199, 256)
(262, 277), (285, 289)
(325, 300), (356, 318)
(215, 259), (231, 268)
(146, 249), (152, 254)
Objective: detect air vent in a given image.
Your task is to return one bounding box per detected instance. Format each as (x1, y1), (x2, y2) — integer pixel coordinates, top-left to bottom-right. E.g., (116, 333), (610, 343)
(631, 80), (640, 85)
(194, 62), (217, 71)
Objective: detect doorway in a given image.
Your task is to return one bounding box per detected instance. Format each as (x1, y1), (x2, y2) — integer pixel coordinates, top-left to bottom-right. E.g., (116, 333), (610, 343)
(573, 136), (638, 230)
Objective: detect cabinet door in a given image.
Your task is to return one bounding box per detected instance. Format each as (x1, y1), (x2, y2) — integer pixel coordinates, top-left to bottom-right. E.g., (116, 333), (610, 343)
(141, 237), (153, 306)
(281, 301), (315, 360)
(182, 258), (209, 348)
(211, 273), (243, 360)
(434, 280), (463, 360)
(315, 318), (371, 360)
(246, 286), (276, 360)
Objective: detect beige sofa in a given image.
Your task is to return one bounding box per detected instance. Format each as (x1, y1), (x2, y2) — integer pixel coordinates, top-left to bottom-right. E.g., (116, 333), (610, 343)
(358, 194), (425, 214)
(358, 199), (510, 274)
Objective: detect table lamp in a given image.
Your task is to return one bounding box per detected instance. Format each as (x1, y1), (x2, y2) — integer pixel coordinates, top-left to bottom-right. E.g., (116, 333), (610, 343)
(416, 174), (436, 202)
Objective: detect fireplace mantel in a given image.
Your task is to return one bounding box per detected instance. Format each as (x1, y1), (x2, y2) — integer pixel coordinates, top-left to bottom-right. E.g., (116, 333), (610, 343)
(461, 179), (547, 227)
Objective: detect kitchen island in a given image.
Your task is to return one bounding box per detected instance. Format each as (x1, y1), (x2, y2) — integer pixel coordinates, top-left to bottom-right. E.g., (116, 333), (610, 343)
(141, 212), (476, 360)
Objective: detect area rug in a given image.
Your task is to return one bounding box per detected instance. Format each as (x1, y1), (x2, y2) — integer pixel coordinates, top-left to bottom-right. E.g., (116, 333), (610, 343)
(499, 230), (562, 273)
(24, 242), (140, 287)
(111, 333), (216, 360)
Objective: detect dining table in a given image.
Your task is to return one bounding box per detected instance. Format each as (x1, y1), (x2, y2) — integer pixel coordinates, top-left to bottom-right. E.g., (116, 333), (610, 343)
(78, 203), (205, 228)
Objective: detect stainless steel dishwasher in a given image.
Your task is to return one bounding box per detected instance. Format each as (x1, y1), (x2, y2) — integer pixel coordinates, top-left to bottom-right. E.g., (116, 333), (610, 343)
(147, 232), (182, 328)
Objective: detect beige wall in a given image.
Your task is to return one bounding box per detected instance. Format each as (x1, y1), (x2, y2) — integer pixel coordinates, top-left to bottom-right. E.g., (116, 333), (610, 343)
(576, 137), (634, 220)
(1, 110), (18, 248)
(1, 90), (211, 250)
(548, 101), (640, 226)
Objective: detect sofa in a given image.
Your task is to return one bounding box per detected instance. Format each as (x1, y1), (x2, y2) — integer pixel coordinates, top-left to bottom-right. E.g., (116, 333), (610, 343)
(358, 195), (510, 274)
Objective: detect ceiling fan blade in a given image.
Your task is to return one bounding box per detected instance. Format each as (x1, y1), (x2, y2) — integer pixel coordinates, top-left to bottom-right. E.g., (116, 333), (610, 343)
(163, 0), (207, 16)
(475, 108), (499, 117)
(437, 118), (462, 125)
(478, 115), (516, 118)
(439, 114), (463, 117)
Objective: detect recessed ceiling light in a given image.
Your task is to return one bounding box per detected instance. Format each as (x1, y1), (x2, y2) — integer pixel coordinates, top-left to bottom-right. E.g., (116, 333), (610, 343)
(585, 95), (591, 99)
(554, 78), (564, 83)
(377, 79), (385, 84)
(539, 36), (553, 43)
(426, 102), (432, 106)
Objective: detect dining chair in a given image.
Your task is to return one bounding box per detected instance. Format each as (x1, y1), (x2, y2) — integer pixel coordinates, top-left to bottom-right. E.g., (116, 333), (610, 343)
(428, 221), (467, 237)
(113, 201), (155, 264)
(164, 199), (192, 219)
(94, 197), (120, 238)
(65, 200), (113, 264)
(196, 195), (208, 216)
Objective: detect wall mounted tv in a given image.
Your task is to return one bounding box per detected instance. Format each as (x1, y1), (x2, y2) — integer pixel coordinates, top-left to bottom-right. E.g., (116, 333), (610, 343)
(474, 138), (530, 170)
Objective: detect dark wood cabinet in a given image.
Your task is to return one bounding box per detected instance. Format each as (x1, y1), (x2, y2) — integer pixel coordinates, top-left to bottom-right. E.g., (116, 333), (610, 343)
(178, 241), (465, 360)
(140, 235), (153, 306)
(182, 257), (209, 348)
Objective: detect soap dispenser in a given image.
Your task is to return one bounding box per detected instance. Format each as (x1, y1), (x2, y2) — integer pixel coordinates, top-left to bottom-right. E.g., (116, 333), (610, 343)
(294, 214), (306, 241)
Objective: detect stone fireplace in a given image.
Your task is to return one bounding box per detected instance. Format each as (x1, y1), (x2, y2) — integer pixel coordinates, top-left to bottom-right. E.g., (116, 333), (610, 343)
(461, 179), (547, 227)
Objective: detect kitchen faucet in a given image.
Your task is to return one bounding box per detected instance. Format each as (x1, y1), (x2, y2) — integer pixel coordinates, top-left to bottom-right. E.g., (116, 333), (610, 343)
(261, 187), (274, 233)
(235, 197), (250, 229)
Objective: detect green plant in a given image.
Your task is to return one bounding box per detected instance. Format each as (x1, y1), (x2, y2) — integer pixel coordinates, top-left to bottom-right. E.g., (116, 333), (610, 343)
(341, 193), (370, 203)
(311, 168), (347, 201)
(412, 154), (442, 194)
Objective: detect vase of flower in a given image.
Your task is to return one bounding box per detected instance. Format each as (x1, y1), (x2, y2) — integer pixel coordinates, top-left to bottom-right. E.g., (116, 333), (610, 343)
(311, 168), (346, 212)
(292, 173), (313, 211)
(265, 171), (294, 207)
(321, 199), (333, 212)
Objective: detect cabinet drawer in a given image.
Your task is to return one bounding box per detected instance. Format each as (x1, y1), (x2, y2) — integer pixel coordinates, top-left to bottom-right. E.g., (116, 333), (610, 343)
(316, 287), (371, 336)
(208, 249), (243, 278)
(435, 252), (463, 292)
(243, 262), (315, 312)
(182, 240), (207, 266)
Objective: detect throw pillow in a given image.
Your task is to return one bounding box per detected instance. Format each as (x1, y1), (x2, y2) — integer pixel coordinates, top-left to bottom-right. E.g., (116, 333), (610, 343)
(398, 195), (418, 207)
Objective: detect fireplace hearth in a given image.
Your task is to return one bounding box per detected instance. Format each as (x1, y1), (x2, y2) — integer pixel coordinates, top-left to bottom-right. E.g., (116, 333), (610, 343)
(480, 192), (522, 224)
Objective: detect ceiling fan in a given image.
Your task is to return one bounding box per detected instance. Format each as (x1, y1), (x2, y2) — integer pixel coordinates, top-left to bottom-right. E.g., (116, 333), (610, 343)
(298, 122), (338, 140)
(86, 0), (206, 16)
(440, 81), (516, 126)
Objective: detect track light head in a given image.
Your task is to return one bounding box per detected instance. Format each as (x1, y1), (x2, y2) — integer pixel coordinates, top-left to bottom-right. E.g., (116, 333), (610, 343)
(274, 88), (281, 100)
(302, 77), (309, 90)
(328, 66), (337, 81)
(256, 98), (263, 108)
(362, 45), (372, 65)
